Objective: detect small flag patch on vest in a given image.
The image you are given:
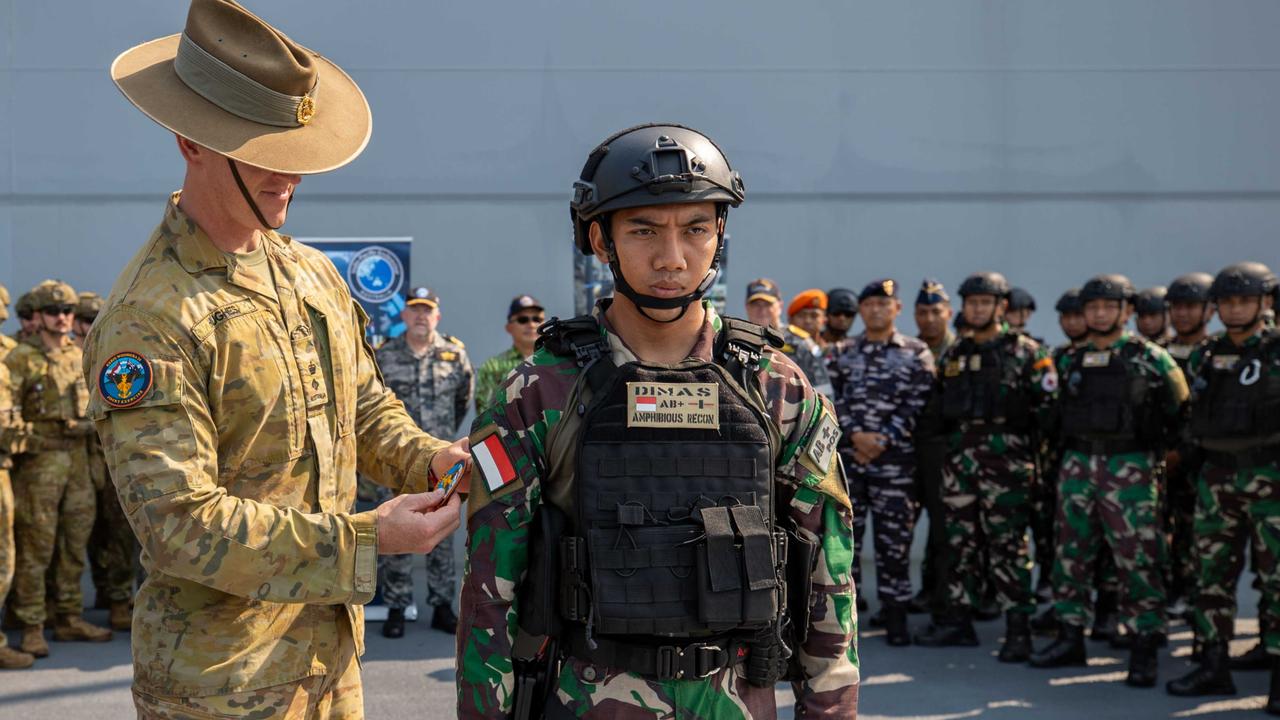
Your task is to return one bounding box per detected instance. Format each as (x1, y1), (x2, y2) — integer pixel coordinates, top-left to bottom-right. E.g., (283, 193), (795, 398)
(473, 433), (517, 492)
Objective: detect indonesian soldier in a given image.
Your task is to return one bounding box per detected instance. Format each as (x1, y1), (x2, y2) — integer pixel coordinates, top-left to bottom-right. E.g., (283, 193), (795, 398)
(915, 272), (1057, 664)
(0, 292), (31, 669)
(1135, 287), (1173, 345)
(1006, 287), (1037, 335)
(1030, 274), (1187, 690)
(373, 286), (473, 638)
(456, 124), (858, 718)
(474, 294), (544, 414)
(789, 289), (828, 347)
(745, 278), (834, 397)
(91, 1), (468, 715)
(911, 278), (956, 614)
(830, 278), (935, 646)
(5, 281), (113, 657)
(821, 288), (858, 347)
(1167, 262), (1280, 712)
(1161, 273), (1214, 626)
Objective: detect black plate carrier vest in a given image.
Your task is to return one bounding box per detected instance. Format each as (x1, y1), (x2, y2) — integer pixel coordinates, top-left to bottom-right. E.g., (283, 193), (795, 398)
(940, 333), (1032, 430)
(1189, 331), (1280, 442)
(1060, 341), (1152, 442)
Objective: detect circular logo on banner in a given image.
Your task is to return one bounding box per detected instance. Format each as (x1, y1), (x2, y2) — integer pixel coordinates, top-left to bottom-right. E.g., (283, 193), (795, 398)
(348, 246), (404, 304)
(99, 351), (154, 409)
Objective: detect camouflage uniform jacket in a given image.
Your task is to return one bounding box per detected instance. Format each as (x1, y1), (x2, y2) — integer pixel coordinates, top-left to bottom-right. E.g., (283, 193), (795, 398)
(457, 301), (859, 719)
(829, 330), (936, 472)
(5, 335), (93, 450)
(0, 334), (16, 359)
(1056, 331), (1188, 441)
(937, 324), (1059, 442)
(0, 360), (23, 467)
(782, 323), (834, 398)
(474, 345), (524, 415)
(1185, 328), (1280, 451)
(83, 195), (451, 697)
(376, 331), (473, 439)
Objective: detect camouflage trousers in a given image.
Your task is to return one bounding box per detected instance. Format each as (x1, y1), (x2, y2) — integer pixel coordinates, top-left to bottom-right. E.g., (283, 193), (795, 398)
(1052, 450), (1167, 634)
(543, 657), (783, 719)
(89, 461), (138, 604)
(1164, 451), (1202, 604)
(845, 450), (918, 604)
(1191, 459), (1280, 654)
(11, 448), (94, 625)
(374, 486), (455, 609)
(941, 433), (1036, 615)
(1032, 454), (1058, 589)
(133, 633), (362, 719)
(0, 468), (12, 647)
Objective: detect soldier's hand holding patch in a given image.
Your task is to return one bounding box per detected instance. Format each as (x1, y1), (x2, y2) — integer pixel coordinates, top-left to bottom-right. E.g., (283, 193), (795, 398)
(376, 489), (463, 555)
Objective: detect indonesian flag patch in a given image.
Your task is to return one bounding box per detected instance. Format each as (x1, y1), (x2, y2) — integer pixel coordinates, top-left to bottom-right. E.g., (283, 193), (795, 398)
(472, 430), (518, 493)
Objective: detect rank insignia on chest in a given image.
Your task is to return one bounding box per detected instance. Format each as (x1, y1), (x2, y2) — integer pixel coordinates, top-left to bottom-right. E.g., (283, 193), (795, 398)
(1213, 354), (1240, 371)
(944, 359), (962, 377)
(98, 351), (154, 409)
(626, 382), (720, 429)
(967, 354), (982, 371)
(438, 351), (458, 362)
(1082, 351), (1112, 368)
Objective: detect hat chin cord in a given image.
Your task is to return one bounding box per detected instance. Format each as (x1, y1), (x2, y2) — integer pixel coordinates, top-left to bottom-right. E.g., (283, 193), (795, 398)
(228, 158), (291, 231)
(598, 209), (726, 325)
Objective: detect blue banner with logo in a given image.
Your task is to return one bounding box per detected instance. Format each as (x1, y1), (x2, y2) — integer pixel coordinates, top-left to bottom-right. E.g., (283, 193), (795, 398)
(305, 238), (412, 348)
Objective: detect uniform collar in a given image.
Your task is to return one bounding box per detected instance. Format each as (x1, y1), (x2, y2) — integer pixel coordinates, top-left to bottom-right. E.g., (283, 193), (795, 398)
(164, 192), (295, 280)
(593, 299), (721, 364)
(857, 329), (906, 347)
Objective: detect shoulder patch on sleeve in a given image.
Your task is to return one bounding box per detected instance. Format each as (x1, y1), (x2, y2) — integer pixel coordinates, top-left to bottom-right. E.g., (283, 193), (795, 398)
(92, 353), (181, 418)
(469, 424), (524, 501)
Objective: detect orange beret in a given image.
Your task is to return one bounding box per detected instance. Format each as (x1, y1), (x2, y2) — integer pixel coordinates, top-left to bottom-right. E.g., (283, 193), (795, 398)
(788, 289), (827, 317)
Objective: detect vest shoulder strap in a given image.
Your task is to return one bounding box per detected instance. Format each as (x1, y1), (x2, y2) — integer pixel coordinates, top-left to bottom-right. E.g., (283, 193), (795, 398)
(715, 317), (784, 384)
(538, 315), (616, 394)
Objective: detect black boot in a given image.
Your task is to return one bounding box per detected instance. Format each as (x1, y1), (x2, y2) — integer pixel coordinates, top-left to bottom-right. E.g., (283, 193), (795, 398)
(431, 604), (458, 635)
(1166, 641), (1236, 696)
(915, 613), (979, 647)
(1267, 657), (1280, 715)
(1230, 641), (1269, 671)
(883, 604), (911, 647)
(1029, 624), (1087, 668)
(381, 608), (405, 639)
(907, 588), (931, 615)
(1030, 605), (1060, 636)
(1126, 633), (1159, 688)
(1091, 591), (1119, 642)
(998, 612), (1033, 663)
(856, 596), (868, 614)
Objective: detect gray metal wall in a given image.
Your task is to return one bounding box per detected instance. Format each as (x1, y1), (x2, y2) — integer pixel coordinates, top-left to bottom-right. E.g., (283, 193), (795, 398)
(3, 1), (1278, 365)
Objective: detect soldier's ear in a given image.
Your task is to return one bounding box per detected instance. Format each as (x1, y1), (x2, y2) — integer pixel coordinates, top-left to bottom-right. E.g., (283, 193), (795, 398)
(588, 221), (611, 264)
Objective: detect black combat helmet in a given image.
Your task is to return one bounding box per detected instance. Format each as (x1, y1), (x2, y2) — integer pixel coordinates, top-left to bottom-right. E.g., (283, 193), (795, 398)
(1079, 274), (1136, 303)
(1134, 286), (1168, 316)
(1166, 273), (1213, 305)
(1055, 288), (1083, 314)
(957, 271), (1010, 298)
(1209, 262), (1278, 300)
(1007, 287), (1036, 312)
(569, 124), (745, 319)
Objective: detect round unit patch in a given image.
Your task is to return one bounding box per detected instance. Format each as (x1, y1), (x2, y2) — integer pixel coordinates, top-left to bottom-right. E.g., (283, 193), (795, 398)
(347, 246), (404, 304)
(99, 351), (154, 409)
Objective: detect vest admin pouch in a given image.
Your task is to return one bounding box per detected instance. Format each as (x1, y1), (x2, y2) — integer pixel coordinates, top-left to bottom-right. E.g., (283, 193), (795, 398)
(1060, 343), (1154, 443)
(1190, 332), (1280, 442)
(940, 335), (1032, 430)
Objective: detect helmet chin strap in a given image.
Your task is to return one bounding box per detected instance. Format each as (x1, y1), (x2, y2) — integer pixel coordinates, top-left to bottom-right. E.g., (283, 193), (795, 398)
(599, 208), (726, 325)
(228, 158), (291, 232)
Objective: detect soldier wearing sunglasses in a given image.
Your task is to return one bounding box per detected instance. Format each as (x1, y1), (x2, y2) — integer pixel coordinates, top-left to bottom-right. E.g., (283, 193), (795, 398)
(475, 295), (544, 415)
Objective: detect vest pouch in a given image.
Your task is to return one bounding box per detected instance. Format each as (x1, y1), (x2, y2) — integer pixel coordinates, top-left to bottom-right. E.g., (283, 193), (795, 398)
(587, 525), (701, 636)
(693, 505), (779, 630)
(940, 376), (972, 421)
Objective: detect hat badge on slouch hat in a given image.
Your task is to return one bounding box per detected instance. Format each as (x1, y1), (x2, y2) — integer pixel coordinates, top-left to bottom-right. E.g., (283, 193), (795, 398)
(110, 0), (371, 175)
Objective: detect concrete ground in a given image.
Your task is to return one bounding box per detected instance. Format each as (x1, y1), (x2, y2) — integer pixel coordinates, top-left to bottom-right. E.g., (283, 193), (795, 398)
(0, 527), (1273, 719)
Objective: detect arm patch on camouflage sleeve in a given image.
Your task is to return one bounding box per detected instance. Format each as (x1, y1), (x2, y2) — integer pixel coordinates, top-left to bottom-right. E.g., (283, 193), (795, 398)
(797, 409), (851, 510)
(467, 423), (525, 518)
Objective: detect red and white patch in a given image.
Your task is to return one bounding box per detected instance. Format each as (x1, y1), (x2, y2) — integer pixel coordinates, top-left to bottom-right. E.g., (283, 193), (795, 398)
(635, 396), (658, 413)
(473, 433), (517, 493)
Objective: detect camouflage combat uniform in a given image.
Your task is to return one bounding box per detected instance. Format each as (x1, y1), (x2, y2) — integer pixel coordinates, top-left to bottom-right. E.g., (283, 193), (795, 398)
(937, 324), (1058, 616)
(84, 196), (451, 709)
(829, 330), (935, 604)
(1161, 336), (1208, 606)
(0, 356), (27, 656)
(5, 332), (97, 628)
(373, 332), (472, 611)
(782, 323), (834, 398)
(1185, 329), (1280, 653)
(456, 301), (859, 719)
(475, 345), (525, 415)
(1053, 332), (1188, 635)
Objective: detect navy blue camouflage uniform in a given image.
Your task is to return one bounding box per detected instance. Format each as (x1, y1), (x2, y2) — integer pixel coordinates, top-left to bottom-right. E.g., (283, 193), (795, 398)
(830, 330), (936, 603)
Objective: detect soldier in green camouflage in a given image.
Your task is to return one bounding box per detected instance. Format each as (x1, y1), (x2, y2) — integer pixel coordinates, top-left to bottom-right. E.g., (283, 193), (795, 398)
(5, 281), (113, 657)
(745, 278), (835, 399)
(94, 1), (469, 715)
(474, 295), (543, 414)
(1167, 262), (1280, 713)
(456, 125), (858, 719)
(1030, 274), (1188, 690)
(915, 272), (1057, 663)
(0, 306), (33, 669)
